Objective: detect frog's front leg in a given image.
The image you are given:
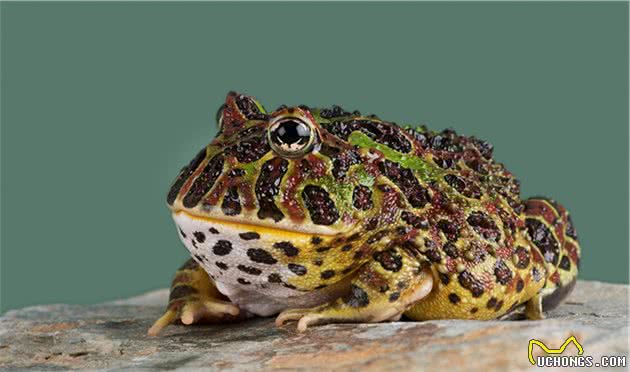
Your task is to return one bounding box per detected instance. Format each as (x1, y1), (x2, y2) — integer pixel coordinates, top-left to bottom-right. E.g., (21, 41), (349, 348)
(276, 247), (433, 332)
(148, 259), (241, 336)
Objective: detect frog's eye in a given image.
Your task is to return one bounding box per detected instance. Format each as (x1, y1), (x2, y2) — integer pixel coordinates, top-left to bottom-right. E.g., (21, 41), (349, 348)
(268, 117), (316, 157)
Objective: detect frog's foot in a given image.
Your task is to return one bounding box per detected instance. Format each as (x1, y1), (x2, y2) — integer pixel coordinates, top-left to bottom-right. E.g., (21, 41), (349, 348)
(148, 259), (240, 336)
(276, 247), (434, 332)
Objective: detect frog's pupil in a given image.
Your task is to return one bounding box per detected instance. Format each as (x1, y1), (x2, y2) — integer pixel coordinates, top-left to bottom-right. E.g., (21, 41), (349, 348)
(271, 120), (310, 148)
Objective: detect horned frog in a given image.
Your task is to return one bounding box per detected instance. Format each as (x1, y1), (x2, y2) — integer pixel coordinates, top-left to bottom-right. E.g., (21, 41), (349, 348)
(149, 92), (580, 335)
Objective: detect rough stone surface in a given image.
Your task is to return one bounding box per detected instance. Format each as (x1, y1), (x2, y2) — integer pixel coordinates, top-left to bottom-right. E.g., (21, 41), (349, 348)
(0, 281), (627, 371)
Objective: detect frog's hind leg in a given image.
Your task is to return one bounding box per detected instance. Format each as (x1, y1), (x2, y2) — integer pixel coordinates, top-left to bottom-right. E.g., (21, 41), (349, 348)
(276, 247), (433, 332)
(523, 197), (581, 318)
(148, 259), (241, 336)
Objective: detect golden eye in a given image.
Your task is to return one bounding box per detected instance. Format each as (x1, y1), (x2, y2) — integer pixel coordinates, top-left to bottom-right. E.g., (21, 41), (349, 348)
(268, 117), (316, 157)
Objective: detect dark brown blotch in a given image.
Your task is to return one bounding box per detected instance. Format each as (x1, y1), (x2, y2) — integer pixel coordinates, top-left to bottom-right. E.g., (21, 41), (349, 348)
(494, 260), (513, 285)
(273, 241), (299, 257)
(374, 248), (403, 272)
(212, 240), (233, 256)
(458, 270), (485, 298)
(288, 263), (307, 276)
(302, 185), (340, 226)
(247, 248), (277, 264)
(353, 185), (373, 210)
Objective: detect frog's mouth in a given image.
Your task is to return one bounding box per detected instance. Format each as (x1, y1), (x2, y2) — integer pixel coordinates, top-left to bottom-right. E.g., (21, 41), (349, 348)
(171, 210), (341, 239)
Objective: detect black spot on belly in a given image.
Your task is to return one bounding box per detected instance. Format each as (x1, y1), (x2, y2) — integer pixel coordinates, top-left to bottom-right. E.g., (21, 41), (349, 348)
(273, 241), (299, 257)
(267, 273), (282, 283)
(379, 160), (430, 208)
(221, 186), (242, 216)
(302, 185), (339, 225)
(255, 158), (288, 222)
(352, 185), (373, 210)
(182, 154), (225, 208)
(208, 227), (219, 234)
(288, 263), (307, 276)
(239, 232), (260, 240)
(167, 147), (207, 205)
(215, 261), (229, 270)
(559, 255), (571, 271)
(320, 270), (335, 279)
(311, 236), (322, 245)
(373, 249), (403, 272)
(525, 218), (560, 265)
(448, 293), (461, 304)
(237, 265), (262, 276)
(179, 228), (187, 239)
(494, 260), (513, 285)
(237, 278), (251, 285)
(458, 270), (485, 298)
(343, 284), (370, 308)
(212, 240), (233, 256)
(247, 248), (277, 264)
(193, 231), (206, 243)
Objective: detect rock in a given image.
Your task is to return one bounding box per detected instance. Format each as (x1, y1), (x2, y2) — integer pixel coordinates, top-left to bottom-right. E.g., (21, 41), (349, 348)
(0, 281), (627, 371)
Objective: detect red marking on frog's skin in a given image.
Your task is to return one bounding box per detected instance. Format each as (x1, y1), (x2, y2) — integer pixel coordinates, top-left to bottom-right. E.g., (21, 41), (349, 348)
(179, 156), (209, 200)
(445, 257), (457, 273)
(565, 241), (579, 264)
(283, 174), (306, 223)
(484, 201), (498, 215)
(238, 182), (256, 210)
(478, 271), (496, 293)
(495, 246), (512, 260)
(203, 176), (227, 207)
(281, 154), (328, 223)
(306, 154), (327, 177)
(203, 157), (239, 207)
(549, 271), (561, 285)
(342, 212), (357, 226)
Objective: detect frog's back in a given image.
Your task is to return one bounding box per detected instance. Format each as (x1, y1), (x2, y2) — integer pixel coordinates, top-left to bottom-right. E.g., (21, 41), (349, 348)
(318, 118), (580, 320)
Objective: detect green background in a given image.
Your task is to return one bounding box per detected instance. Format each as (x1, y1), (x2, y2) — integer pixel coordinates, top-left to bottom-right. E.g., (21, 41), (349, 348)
(1, 2), (628, 313)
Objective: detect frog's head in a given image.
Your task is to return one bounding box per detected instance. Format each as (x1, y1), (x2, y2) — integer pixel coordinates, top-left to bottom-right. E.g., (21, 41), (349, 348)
(167, 92), (422, 254)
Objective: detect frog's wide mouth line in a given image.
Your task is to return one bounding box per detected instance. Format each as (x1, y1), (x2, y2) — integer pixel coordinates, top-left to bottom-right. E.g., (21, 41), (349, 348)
(172, 210), (338, 238)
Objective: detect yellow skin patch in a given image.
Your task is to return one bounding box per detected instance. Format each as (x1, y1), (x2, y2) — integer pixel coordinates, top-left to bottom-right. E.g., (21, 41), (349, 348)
(150, 92), (581, 335)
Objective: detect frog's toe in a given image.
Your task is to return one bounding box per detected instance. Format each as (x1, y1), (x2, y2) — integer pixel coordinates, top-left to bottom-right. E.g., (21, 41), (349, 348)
(275, 307), (327, 331)
(180, 299), (240, 325)
(148, 298), (240, 336)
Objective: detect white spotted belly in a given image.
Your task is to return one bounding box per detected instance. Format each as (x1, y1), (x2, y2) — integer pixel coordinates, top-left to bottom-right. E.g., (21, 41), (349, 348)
(172, 211), (335, 316)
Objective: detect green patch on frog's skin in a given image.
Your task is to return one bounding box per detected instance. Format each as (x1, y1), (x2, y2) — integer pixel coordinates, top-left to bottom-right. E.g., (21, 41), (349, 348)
(348, 131), (443, 183)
